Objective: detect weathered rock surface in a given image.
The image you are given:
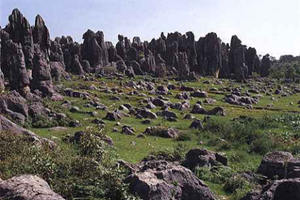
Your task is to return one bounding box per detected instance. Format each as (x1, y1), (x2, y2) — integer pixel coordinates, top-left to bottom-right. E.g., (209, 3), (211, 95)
(257, 151), (300, 179)
(0, 175), (65, 200)
(125, 159), (216, 200)
(144, 126), (179, 138)
(183, 148), (227, 170)
(0, 115), (55, 147)
(229, 35), (248, 81)
(225, 94), (259, 106)
(32, 47), (54, 96)
(241, 178), (300, 200)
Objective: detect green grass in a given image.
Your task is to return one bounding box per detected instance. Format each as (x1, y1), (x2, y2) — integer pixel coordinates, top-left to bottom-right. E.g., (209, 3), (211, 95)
(18, 75), (300, 199)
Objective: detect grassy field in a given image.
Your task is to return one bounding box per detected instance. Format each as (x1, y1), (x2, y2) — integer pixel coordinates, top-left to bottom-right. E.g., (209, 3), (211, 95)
(29, 75), (300, 199)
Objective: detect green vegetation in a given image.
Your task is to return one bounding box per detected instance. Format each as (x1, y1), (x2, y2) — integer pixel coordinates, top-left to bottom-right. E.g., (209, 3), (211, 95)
(1, 75), (300, 199)
(0, 130), (138, 200)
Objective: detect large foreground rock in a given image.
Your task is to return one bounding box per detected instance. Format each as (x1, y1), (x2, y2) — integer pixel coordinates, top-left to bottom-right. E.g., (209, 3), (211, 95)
(257, 151), (300, 179)
(241, 178), (300, 200)
(0, 175), (65, 200)
(125, 159), (216, 200)
(0, 115), (55, 147)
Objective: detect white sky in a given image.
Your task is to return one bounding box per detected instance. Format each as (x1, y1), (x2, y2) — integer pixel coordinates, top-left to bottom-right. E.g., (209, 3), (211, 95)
(1, 0), (300, 58)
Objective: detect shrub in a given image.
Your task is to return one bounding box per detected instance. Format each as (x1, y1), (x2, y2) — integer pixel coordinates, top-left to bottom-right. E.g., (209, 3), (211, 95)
(250, 135), (275, 155)
(224, 175), (253, 200)
(195, 165), (234, 184)
(0, 131), (138, 200)
(145, 143), (188, 162)
(202, 116), (280, 154)
(176, 133), (192, 141)
(228, 151), (248, 163)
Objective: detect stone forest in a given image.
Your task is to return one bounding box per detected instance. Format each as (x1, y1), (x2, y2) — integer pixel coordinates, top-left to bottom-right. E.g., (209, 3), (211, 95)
(0, 8), (299, 200)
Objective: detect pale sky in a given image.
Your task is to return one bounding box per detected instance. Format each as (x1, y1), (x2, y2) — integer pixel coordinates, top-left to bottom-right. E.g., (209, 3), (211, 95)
(1, 0), (300, 58)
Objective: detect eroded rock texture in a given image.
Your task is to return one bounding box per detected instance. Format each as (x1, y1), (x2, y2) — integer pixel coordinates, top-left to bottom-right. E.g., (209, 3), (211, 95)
(125, 159), (216, 200)
(0, 175), (65, 200)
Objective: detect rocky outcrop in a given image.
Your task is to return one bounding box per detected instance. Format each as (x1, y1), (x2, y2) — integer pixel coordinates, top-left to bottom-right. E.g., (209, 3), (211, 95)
(4, 9), (34, 68)
(116, 35), (126, 60)
(229, 35), (248, 81)
(144, 126), (179, 138)
(245, 47), (260, 75)
(261, 54), (272, 77)
(183, 148), (227, 170)
(257, 151), (300, 179)
(241, 178), (300, 200)
(4, 40), (30, 95)
(32, 47), (54, 96)
(0, 29), (4, 92)
(81, 29), (108, 68)
(0, 115), (55, 147)
(0, 175), (65, 200)
(0, 91), (28, 124)
(33, 14), (50, 52)
(125, 159), (216, 200)
(0, 8), (283, 93)
(50, 39), (64, 62)
(196, 33), (222, 78)
(225, 94), (259, 106)
(177, 52), (190, 80)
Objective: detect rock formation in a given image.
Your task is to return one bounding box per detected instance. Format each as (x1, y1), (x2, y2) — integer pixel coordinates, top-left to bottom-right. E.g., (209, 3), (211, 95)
(0, 175), (65, 200)
(261, 54), (272, 77)
(0, 8), (284, 99)
(125, 159), (217, 200)
(196, 33), (222, 78)
(4, 9), (34, 68)
(5, 40), (30, 95)
(0, 28), (4, 92)
(33, 14), (50, 52)
(32, 47), (54, 96)
(229, 35), (248, 81)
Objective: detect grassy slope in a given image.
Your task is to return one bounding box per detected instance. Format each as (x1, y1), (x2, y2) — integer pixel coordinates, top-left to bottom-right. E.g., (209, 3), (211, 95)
(31, 76), (300, 200)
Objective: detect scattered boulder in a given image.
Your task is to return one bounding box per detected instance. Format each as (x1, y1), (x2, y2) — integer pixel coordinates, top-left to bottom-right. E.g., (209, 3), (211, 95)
(0, 175), (65, 200)
(156, 85), (169, 95)
(257, 151), (300, 179)
(191, 104), (205, 114)
(125, 159), (216, 200)
(241, 178), (300, 200)
(190, 119), (203, 130)
(183, 148), (227, 170)
(104, 111), (122, 121)
(158, 110), (177, 119)
(225, 94), (259, 106)
(122, 125), (135, 135)
(191, 90), (208, 98)
(144, 126), (179, 138)
(137, 108), (158, 119)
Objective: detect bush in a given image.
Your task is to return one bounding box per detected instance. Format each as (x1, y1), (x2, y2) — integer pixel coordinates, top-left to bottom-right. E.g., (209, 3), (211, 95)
(176, 133), (192, 141)
(228, 151), (248, 163)
(224, 175), (253, 200)
(203, 116), (280, 154)
(250, 135), (275, 155)
(31, 114), (71, 128)
(0, 131), (138, 200)
(195, 165), (234, 184)
(145, 143), (188, 162)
